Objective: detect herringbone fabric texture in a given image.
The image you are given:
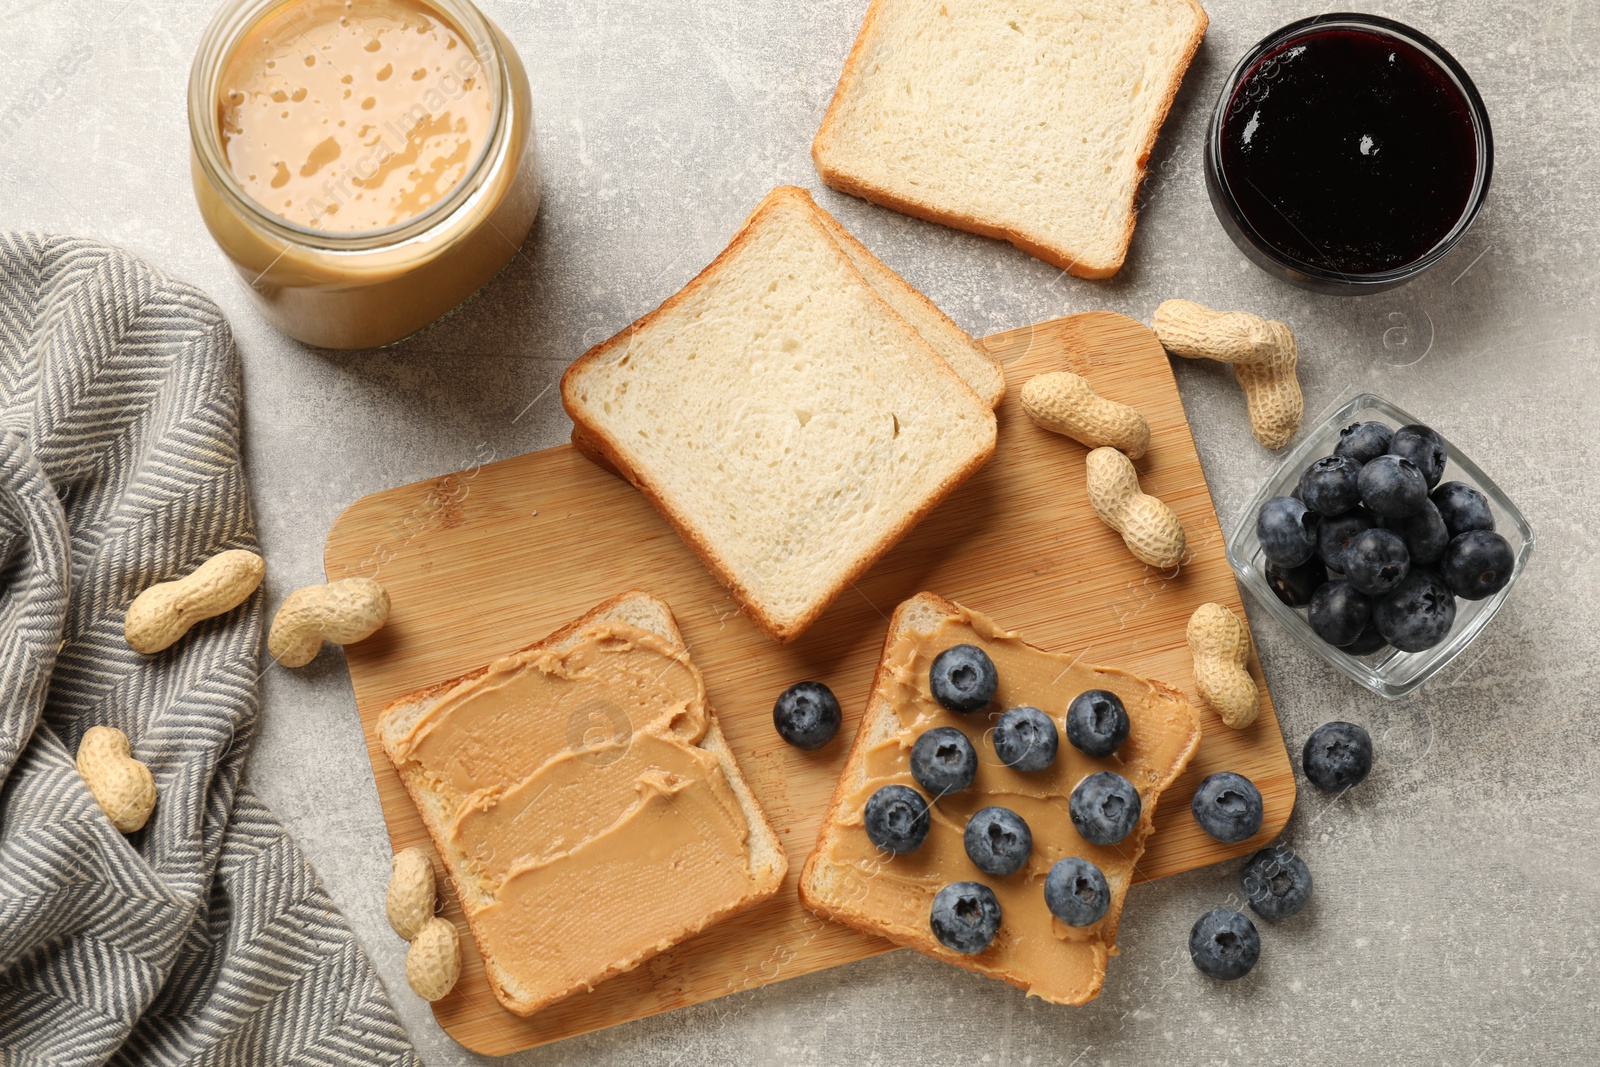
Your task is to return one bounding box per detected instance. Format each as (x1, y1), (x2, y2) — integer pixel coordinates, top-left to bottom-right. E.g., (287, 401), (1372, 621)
(0, 235), (420, 1066)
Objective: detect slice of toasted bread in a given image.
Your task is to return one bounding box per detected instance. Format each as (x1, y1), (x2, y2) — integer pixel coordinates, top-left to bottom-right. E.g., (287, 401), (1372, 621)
(812, 0), (1209, 278)
(799, 593), (1201, 1004)
(561, 186), (998, 643)
(378, 590), (786, 1016)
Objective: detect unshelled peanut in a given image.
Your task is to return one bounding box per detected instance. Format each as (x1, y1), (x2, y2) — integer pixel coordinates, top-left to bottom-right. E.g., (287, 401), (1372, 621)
(1152, 299), (1302, 450)
(1021, 372), (1151, 459)
(406, 917), (461, 1001)
(386, 847), (437, 942)
(1187, 602), (1259, 729)
(1084, 447), (1186, 569)
(76, 726), (156, 833)
(123, 549), (265, 654)
(267, 577), (390, 667)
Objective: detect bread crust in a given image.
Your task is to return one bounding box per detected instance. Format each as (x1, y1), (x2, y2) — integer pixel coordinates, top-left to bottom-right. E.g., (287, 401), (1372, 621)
(812, 0), (1210, 279)
(377, 590), (787, 1016)
(806, 197), (1005, 407)
(561, 186), (997, 643)
(798, 592), (1202, 1003)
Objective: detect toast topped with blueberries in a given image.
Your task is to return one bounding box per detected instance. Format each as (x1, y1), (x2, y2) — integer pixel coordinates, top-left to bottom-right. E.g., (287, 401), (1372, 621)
(799, 592), (1201, 1004)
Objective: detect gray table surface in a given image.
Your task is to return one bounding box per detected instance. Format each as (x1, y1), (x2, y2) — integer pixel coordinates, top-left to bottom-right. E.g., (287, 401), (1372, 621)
(5, 0), (1598, 1062)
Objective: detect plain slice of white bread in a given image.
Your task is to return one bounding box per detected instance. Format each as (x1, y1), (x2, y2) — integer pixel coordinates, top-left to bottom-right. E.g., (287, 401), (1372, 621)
(799, 592), (1202, 1004)
(815, 203), (1006, 407)
(812, 0), (1209, 278)
(377, 590), (786, 1016)
(561, 186), (998, 643)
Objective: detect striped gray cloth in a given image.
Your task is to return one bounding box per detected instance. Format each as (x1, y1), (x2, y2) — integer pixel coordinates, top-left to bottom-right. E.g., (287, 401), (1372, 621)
(0, 235), (420, 1066)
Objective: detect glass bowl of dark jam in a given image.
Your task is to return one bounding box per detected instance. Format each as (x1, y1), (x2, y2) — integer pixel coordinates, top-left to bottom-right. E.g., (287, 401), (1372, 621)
(1205, 14), (1492, 294)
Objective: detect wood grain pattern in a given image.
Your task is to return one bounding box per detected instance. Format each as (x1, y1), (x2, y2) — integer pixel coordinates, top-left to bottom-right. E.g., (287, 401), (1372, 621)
(325, 312), (1293, 1055)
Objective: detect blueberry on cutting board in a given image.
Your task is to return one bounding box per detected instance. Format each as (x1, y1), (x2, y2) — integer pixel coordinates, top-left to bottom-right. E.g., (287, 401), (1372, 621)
(772, 681), (841, 750)
(1190, 772), (1265, 843)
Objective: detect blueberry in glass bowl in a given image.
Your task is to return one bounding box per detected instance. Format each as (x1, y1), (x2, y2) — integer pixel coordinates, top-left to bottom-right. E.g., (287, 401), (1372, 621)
(1226, 395), (1532, 700)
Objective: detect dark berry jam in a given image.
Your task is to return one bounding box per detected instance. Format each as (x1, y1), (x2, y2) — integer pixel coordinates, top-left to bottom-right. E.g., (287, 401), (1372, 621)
(1218, 27), (1481, 276)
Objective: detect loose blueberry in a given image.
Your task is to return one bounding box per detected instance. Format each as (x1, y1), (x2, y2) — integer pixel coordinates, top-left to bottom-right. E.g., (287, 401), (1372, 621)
(1342, 528), (1410, 597)
(963, 806), (1033, 877)
(1044, 857), (1110, 927)
(863, 784), (931, 854)
(1298, 455), (1363, 516)
(910, 727), (978, 796)
(1301, 721), (1373, 792)
(992, 706), (1058, 772)
(1374, 569), (1457, 652)
(929, 644), (998, 713)
(1389, 424), (1448, 488)
(1441, 530), (1514, 600)
(1241, 847), (1314, 921)
(1267, 557), (1328, 608)
(1390, 499), (1450, 567)
(1343, 621), (1389, 656)
(1190, 772), (1265, 843)
(1358, 454), (1429, 518)
(1334, 420), (1394, 465)
(1431, 481), (1495, 539)
(1189, 908), (1261, 980)
(772, 681), (841, 750)
(1069, 771), (1141, 846)
(1065, 690), (1130, 758)
(1307, 581), (1372, 647)
(930, 881), (1001, 954)
(1257, 496), (1320, 567)
(1316, 508), (1379, 573)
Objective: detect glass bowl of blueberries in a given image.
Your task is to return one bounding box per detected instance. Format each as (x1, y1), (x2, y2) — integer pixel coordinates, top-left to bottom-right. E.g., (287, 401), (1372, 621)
(1226, 394), (1533, 699)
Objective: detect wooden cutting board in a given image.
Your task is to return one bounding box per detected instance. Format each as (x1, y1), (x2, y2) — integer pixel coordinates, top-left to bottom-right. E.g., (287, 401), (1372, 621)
(325, 312), (1293, 1055)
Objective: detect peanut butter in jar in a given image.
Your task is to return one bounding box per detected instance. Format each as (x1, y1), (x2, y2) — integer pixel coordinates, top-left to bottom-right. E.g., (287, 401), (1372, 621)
(189, 0), (540, 349)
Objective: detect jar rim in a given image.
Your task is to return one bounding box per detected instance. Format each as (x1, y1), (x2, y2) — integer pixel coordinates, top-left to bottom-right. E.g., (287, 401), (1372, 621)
(1204, 12), (1494, 289)
(188, 0), (510, 251)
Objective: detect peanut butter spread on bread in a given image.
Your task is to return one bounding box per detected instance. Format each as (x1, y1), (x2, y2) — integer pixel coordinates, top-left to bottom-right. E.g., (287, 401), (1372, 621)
(391, 622), (759, 999)
(812, 605), (1201, 1004)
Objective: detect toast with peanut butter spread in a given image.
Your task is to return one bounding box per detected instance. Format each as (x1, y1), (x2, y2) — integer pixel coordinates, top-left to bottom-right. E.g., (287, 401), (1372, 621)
(799, 593), (1201, 1004)
(378, 591), (786, 1016)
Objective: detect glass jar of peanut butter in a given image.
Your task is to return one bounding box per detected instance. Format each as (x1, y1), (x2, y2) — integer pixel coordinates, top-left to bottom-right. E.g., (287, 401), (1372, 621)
(188, 0), (540, 349)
